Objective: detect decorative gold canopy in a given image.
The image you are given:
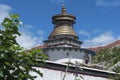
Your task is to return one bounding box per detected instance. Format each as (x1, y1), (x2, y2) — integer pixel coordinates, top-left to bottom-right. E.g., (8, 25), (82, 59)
(52, 4), (76, 24)
(49, 26), (77, 37)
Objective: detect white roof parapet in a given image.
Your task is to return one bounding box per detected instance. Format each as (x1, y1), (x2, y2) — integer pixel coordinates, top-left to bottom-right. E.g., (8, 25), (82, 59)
(44, 60), (115, 74)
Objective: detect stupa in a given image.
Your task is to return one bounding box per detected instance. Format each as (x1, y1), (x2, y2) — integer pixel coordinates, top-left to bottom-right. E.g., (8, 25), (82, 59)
(43, 5), (95, 64)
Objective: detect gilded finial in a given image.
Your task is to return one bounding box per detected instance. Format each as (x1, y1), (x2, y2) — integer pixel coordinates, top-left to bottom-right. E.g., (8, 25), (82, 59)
(61, 4), (66, 14)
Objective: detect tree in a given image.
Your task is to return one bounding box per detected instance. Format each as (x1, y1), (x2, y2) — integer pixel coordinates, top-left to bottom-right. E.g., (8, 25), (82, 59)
(93, 47), (120, 80)
(0, 14), (46, 80)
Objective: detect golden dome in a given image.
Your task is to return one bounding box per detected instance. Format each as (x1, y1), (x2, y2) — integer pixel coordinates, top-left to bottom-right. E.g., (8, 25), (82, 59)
(49, 25), (77, 37)
(48, 5), (78, 40)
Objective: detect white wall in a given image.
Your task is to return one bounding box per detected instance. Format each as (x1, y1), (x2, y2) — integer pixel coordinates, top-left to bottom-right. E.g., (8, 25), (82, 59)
(31, 67), (108, 80)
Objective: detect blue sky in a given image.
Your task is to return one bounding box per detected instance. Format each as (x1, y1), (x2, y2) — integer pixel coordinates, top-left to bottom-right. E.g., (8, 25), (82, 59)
(0, 0), (120, 48)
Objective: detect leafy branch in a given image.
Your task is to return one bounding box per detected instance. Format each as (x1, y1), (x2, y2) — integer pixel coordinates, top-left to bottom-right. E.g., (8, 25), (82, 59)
(0, 14), (46, 80)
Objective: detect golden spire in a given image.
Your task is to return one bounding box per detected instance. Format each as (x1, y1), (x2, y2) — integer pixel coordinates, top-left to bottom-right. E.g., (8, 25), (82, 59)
(49, 4), (78, 40)
(61, 4), (66, 14)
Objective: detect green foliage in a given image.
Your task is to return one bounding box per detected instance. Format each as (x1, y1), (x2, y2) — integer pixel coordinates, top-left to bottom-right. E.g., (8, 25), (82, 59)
(92, 49), (110, 64)
(93, 47), (120, 67)
(0, 14), (46, 80)
(92, 47), (120, 80)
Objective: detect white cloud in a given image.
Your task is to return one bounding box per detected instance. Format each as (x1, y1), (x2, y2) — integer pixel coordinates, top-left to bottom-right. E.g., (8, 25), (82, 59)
(0, 4), (12, 24)
(96, 0), (120, 6)
(118, 36), (120, 39)
(83, 31), (117, 47)
(93, 29), (102, 33)
(50, 0), (64, 3)
(96, 0), (110, 6)
(37, 30), (44, 35)
(0, 4), (44, 49)
(79, 30), (90, 36)
(58, 0), (64, 2)
(113, 0), (120, 6)
(16, 33), (39, 49)
(16, 24), (44, 49)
